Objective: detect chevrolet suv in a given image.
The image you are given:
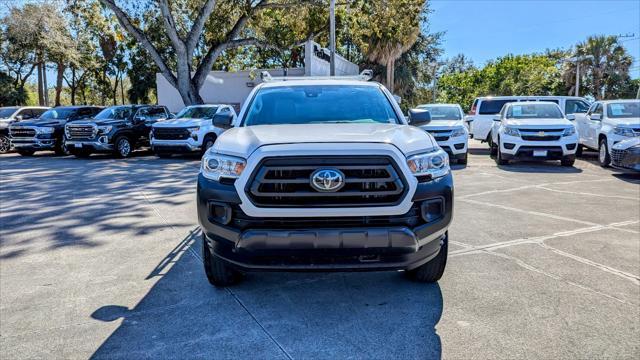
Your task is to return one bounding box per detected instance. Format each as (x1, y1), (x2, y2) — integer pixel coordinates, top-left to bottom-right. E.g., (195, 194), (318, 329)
(197, 72), (453, 286)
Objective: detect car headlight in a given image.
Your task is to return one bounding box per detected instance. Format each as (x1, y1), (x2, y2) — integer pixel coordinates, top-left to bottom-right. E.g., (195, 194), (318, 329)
(201, 152), (246, 181)
(562, 126), (576, 137)
(503, 126), (520, 137)
(187, 126), (200, 133)
(613, 127), (638, 137)
(406, 148), (450, 180)
(98, 125), (112, 134)
(450, 127), (467, 138)
(37, 127), (55, 134)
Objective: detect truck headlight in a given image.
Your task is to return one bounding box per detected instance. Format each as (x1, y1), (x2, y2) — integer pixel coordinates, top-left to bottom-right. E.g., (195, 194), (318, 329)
(187, 126), (200, 139)
(37, 127), (55, 134)
(201, 152), (246, 181)
(503, 126), (520, 137)
(98, 125), (112, 134)
(450, 127), (467, 138)
(613, 127), (638, 137)
(406, 148), (450, 180)
(562, 126), (576, 137)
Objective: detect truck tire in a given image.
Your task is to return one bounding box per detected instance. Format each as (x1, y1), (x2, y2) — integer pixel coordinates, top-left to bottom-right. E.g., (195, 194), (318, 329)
(495, 138), (508, 165)
(458, 152), (468, 165)
(16, 149), (35, 156)
(561, 155), (576, 167)
(54, 140), (69, 156)
(405, 233), (448, 283)
(115, 136), (132, 158)
(203, 237), (242, 287)
(575, 144), (583, 157)
(489, 138), (498, 156)
(201, 134), (216, 156)
(0, 134), (10, 154)
(598, 139), (610, 167)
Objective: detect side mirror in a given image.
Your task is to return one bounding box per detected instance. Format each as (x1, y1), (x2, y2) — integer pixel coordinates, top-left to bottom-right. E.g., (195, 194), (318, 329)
(213, 113), (234, 129)
(566, 114), (576, 121)
(465, 116), (474, 123)
(407, 109), (431, 126)
(134, 116), (145, 123)
(15, 115), (23, 121)
(169, 113), (176, 119)
(590, 114), (602, 121)
(493, 115), (501, 122)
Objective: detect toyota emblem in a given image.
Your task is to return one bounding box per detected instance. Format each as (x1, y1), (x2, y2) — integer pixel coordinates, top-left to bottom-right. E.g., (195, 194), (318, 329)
(310, 168), (345, 192)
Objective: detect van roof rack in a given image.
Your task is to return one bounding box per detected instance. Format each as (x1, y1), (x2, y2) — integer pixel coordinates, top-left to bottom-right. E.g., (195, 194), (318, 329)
(260, 69), (373, 82)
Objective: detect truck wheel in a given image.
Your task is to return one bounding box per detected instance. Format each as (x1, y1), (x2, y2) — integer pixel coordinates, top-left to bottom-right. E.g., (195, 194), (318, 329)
(405, 233), (448, 283)
(54, 140), (69, 156)
(489, 139), (498, 156)
(598, 139), (610, 167)
(458, 152), (468, 165)
(203, 237), (242, 287)
(561, 155), (576, 167)
(16, 149), (35, 156)
(0, 134), (10, 154)
(201, 134), (216, 156)
(575, 144), (583, 157)
(115, 136), (132, 158)
(495, 139), (508, 165)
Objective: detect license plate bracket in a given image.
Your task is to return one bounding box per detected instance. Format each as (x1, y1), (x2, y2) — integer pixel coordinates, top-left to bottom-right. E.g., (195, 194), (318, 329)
(533, 150), (547, 157)
(74, 143), (82, 148)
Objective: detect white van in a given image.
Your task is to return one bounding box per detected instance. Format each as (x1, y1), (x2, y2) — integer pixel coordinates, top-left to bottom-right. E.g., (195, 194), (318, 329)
(466, 96), (590, 143)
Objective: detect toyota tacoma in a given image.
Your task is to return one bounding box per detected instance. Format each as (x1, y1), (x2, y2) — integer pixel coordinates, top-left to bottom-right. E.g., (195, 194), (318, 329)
(198, 72), (453, 286)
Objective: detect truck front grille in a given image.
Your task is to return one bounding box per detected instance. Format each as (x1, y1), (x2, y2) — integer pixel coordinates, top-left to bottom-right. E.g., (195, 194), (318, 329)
(247, 156), (408, 208)
(519, 128), (563, 142)
(153, 128), (191, 140)
(9, 127), (36, 138)
(425, 129), (451, 142)
(66, 124), (96, 139)
(521, 135), (561, 141)
(611, 148), (627, 165)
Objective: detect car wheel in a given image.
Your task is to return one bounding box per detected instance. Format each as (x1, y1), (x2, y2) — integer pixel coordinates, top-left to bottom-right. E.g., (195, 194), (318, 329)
(115, 136), (132, 158)
(405, 233), (448, 283)
(202, 236), (242, 287)
(458, 152), (468, 165)
(495, 138), (508, 165)
(201, 135), (216, 156)
(16, 149), (35, 156)
(561, 155), (576, 167)
(598, 139), (611, 167)
(490, 139), (498, 156)
(54, 140), (69, 156)
(0, 134), (10, 154)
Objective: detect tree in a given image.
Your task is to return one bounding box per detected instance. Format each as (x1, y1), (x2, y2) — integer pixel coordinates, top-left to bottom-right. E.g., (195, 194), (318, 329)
(350, 0), (425, 93)
(98, 0), (307, 106)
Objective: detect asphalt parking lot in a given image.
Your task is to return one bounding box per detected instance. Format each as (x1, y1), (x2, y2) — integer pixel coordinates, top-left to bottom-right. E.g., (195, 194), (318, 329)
(1, 140), (639, 359)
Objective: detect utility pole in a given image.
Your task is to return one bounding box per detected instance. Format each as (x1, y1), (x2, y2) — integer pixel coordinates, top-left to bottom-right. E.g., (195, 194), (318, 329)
(430, 62), (442, 102)
(563, 55), (594, 97)
(329, 0), (336, 76)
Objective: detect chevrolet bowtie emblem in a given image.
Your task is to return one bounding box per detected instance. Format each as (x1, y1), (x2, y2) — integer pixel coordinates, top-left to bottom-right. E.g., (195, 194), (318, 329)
(538, 131), (545, 136)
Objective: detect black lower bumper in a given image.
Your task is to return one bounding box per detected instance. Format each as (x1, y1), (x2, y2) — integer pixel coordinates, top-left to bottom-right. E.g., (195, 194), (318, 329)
(502, 145), (573, 161)
(197, 172), (453, 272)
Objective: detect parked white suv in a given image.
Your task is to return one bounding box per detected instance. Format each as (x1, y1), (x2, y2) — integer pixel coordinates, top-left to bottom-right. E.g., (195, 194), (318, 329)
(416, 103), (469, 164)
(575, 99), (640, 167)
(151, 104), (237, 157)
(466, 96), (589, 143)
(490, 101), (578, 166)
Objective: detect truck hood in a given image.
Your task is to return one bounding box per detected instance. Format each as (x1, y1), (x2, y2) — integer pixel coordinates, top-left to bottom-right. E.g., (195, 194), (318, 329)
(605, 118), (640, 127)
(504, 118), (573, 128)
(10, 119), (63, 128)
(214, 123), (436, 158)
(418, 119), (465, 129)
(70, 118), (127, 126)
(153, 118), (209, 128)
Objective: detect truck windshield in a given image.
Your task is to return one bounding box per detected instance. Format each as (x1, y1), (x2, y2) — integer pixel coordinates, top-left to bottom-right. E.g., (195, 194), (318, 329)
(177, 106), (218, 119)
(94, 106), (133, 120)
(243, 85), (400, 126)
(506, 103), (563, 119)
(0, 107), (18, 119)
(40, 108), (76, 120)
(417, 105), (461, 120)
(607, 102), (639, 118)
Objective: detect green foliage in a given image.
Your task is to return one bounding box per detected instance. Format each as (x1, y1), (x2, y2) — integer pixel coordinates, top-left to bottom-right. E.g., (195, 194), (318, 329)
(0, 71), (27, 106)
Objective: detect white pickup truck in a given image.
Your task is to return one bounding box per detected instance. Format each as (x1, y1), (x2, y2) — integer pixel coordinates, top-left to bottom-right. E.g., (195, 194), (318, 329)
(490, 101), (579, 166)
(150, 104), (237, 157)
(575, 99), (640, 167)
(197, 72), (453, 286)
(416, 103), (469, 165)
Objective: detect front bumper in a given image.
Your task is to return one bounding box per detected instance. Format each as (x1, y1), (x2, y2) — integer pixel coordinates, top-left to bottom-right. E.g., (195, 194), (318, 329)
(151, 139), (200, 153)
(500, 134), (578, 160)
(10, 137), (56, 150)
(65, 137), (114, 151)
(198, 172), (453, 272)
(437, 135), (468, 159)
(611, 147), (640, 172)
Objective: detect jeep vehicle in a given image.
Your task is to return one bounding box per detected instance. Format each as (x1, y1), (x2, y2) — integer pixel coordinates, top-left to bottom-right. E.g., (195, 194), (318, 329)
(65, 105), (171, 158)
(416, 103), (469, 164)
(490, 101), (578, 166)
(0, 106), (50, 153)
(151, 104), (237, 157)
(198, 72), (453, 286)
(466, 96), (590, 143)
(575, 99), (639, 167)
(8, 106), (101, 156)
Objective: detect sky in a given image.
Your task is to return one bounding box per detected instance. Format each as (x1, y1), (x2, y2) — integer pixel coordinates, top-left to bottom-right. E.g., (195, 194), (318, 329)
(429, 0), (640, 78)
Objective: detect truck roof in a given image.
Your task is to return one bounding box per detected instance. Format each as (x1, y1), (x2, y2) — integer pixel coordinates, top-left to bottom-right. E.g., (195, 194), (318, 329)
(259, 79), (382, 89)
(474, 95), (587, 101)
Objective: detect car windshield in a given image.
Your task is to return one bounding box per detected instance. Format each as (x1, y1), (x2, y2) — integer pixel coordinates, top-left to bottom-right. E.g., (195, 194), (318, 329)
(0, 107), (18, 118)
(40, 108), (76, 120)
(177, 106), (218, 119)
(243, 85), (400, 126)
(506, 103), (563, 119)
(607, 102), (639, 118)
(94, 106), (133, 120)
(417, 105), (461, 120)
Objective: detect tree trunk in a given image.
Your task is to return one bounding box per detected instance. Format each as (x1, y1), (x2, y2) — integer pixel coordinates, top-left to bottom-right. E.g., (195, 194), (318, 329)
(37, 60), (44, 106)
(70, 67), (76, 105)
(113, 71), (119, 105)
(386, 59), (394, 93)
(55, 62), (65, 106)
(120, 73), (125, 104)
(43, 63), (49, 106)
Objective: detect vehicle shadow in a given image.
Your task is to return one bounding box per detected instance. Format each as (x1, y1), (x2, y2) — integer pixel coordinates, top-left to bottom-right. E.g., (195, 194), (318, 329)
(496, 162), (583, 174)
(90, 229), (444, 359)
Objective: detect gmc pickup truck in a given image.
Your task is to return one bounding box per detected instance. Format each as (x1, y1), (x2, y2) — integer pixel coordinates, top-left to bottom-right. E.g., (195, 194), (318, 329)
(198, 72), (453, 286)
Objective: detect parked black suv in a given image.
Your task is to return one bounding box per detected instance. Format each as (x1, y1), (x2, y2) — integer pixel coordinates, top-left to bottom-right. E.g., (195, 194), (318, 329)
(8, 106), (102, 156)
(65, 105), (171, 158)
